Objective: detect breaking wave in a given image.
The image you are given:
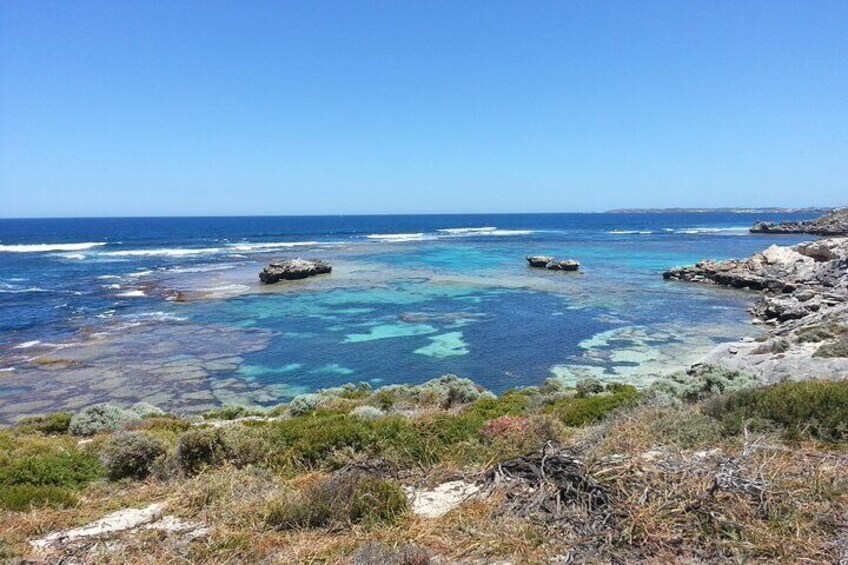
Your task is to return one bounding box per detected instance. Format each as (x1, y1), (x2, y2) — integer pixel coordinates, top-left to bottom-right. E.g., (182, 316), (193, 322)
(0, 242), (106, 253)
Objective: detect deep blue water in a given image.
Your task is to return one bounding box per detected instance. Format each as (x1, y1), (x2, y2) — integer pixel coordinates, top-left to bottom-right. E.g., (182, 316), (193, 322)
(0, 213), (820, 417)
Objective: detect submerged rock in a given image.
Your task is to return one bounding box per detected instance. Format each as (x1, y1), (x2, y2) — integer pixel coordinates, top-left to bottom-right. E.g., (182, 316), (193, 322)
(750, 207), (848, 236)
(259, 258), (332, 284)
(526, 256), (580, 271)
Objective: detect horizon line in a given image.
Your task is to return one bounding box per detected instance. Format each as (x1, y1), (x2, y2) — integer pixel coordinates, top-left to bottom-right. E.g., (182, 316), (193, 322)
(0, 206), (834, 221)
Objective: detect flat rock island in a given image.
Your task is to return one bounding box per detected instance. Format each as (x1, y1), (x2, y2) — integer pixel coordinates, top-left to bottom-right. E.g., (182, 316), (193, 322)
(526, 255), (580, 271)
(259, 258), (332, 283)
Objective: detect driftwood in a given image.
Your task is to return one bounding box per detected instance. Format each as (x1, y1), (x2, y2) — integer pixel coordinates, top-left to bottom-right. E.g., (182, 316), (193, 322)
(483, 443), (611, 532)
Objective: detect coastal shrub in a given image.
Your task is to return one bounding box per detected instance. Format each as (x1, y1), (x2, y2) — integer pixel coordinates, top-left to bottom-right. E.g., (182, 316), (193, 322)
(813, 336), (848, 358)
(176, 428), (229, 475)
(202, 405), (265, 420)
(285, 383), (374, 417)
(467, 390), (529, 419)
(288, 394), (324, 417)
(351, 405), (386, 420)
(480, 416), (530, 440)
(15, 412), (73, 435)
(0, 485), (77, 512)
(134, 416), (192, 435)
(752, 337), (790, 355)
(101, 431), (166, 480)
(371, 389), (399, 411)
(320, 382), (373, 400)
(544, 384), (640, 426)
(271, 413), (373, 468)
(69, 403), (142, 436)
(649, 365), (760, 404)
(575, 378), (605, 396)
(352, 543), (431, 565)
(418, 374), (493, 408)
(265, 472), (408, 530)
(222, 426), (277, 468)
(0, 451), (102, 489)
(797, 324), (840, 343)
(646, 408), (723, 449)
(705, 380), (848, 441)
(130, 402), (166, 418)
(539, 376), (575, 397)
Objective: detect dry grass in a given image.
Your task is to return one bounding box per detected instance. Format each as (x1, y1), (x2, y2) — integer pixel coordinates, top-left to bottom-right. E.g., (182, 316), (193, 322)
(5, 382), (848, 564)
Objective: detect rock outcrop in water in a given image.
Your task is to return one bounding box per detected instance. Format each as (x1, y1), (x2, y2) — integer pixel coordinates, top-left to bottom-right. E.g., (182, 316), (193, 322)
(750, 207), (848, 236)
(259, 259), (332, 284)
(526, 256), (580, 271)
(663, 238), (848, 381)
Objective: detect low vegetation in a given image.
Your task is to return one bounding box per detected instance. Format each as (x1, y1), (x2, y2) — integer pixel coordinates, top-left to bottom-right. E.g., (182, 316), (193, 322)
(813, 335), (848, 358)
(265, 472), (409, 530)
(3, 370), (848, 562)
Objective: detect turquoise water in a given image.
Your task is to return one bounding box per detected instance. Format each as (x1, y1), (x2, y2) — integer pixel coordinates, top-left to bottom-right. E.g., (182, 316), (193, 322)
(0, 213), (818, 421)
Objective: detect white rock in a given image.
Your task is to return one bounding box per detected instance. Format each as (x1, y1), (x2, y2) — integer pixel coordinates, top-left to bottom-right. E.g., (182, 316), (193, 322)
(32, 503), (165, 550)
(406, 480), (481, 519)
(31, 503), (209, 551)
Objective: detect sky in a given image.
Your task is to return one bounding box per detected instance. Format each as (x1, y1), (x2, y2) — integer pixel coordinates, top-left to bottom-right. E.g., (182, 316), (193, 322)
(1, 1), (847, 217)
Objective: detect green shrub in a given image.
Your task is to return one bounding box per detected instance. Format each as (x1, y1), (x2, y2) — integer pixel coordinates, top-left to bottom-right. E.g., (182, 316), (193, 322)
(0, 451), (102, 488)
(265, 472), (408, 530)
(418, 374), (493, 408)
(705, 379), (848, 441)
(813, 336), (848, 358)
(288, 394), (324, 417)
(69, 403), (142, 436)
(15, 412), (73, 435)
(544, 384), (640, 426)
(752, 337), (790, 355)
(285, 383), (374, 417)
(101, 432), (166, 480)
(649, 365), (759, 404)
(0, 484), (77, 511)
(135, 417), (192, 434)
(271, 413), (372, 468)
(797, 325), (840, 343)
(351, 405), (386, 420)
(176, 428), (229, 474)
(202, 405), (265, 420)
(575, 378), (605, 396)
(466, 390), (529, 420)
(130, 402), (166, 418)
(647, 409), (723, 449)
(319, 382), (373, 400)
(371, 389), (398, 411)
(222, 426), (277, 468)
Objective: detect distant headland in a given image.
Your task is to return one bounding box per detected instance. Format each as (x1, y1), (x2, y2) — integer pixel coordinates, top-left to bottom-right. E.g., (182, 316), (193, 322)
(606, 207), (832, 214)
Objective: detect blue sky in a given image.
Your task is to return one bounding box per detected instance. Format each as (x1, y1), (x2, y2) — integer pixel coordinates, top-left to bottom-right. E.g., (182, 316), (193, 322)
(1, 1), (846, 217)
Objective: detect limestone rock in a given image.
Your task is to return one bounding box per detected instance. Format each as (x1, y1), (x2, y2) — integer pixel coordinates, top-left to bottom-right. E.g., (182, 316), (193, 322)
(663, 237), (848, 382)
(750, 207), (848, 236)
(259, 258), (332, 284)
(526, 256), (580, 271)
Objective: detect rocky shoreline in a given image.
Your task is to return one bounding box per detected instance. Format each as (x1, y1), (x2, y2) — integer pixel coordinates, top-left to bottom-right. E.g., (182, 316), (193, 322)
(664, 237), (848, 381)
(750, 207), (848, 235)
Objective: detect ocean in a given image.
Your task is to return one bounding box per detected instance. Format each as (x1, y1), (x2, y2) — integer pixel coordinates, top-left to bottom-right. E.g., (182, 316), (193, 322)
(0, 212), (817, 422)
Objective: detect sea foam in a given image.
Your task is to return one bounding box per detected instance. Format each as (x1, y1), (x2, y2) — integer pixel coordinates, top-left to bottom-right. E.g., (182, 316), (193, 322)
(226, 241), (322, 252)
(101, 247), (221, 257)
(0, 242), (106, 253)
(366, 233), (429, 242)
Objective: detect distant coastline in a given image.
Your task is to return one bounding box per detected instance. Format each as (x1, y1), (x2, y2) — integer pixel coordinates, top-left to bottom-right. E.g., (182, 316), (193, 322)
(606, 207), (832, 214)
